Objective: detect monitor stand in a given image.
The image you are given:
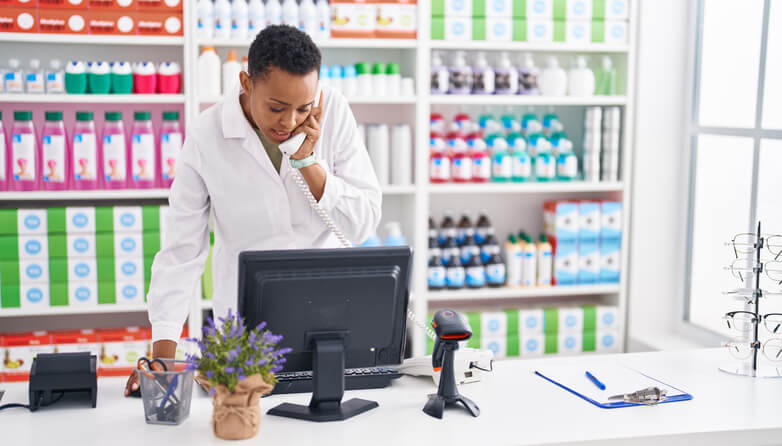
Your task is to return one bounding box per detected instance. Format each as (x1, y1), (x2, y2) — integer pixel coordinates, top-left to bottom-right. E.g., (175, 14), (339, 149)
(267, 335), (379, 422)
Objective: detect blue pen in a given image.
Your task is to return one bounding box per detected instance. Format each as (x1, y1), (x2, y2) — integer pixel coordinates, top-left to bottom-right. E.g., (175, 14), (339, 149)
(585, 371), (606, 391)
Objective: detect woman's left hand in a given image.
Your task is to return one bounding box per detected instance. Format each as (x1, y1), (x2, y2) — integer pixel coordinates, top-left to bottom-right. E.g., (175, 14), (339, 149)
(290, 90), (324, 160)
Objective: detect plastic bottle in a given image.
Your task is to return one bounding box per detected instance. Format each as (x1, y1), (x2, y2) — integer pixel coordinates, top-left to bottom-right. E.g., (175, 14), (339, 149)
(72, 111), (99, 190)
(89, 61), (112, 94)
(557, 150), (579, 181)
(527, 132), (551, 158)
(46, 60), (65, 94)
(568, 55), (595, 96)
(430, 113), (446, 135)
(248, 0), (266, 36)
(491, 137), (512, 182)
(448, 51), (472, 95)
(390, 124), (412, 185)
(505, 234), (523, 287)
(198, 47), (222, 98)
(439, 211), (456, 246)
(478, 113), (502, 136)
(329, 64), (343, 92)
(10, 111), (39, 191)
(470, 134), (491, 183)
(501, 113), (521, 134)
(26, 59), (45, 94)
(197, 0), (215, 39)
(521, 233), (537, 287)
(549, 132), (573, 157)
(231, 0), (250, 41)
(367, 124), (390, 185)
(5, 59), (24, 93)
(428, 254), (447, 290)
(537, 234), (553, 286)
(0, 112), (7, 191)
(430, 52), (449, 95)
(428, 217), (438, 249)
(159, 111), (183, 188)
(456, 213), (473, 245)
(465, 247), (486, 289)
(130, 111), (157, 189)
(65, 61), (87, 94)
(595, 56), (617, 95)
(480, 227), (500, 263)
(386, 63), (401, 97)
(446, 256), (466, 289)
(521, 113), (543, 138)
(384, 221), (407, 246)
(535, 152), (556, 181)
(222, 50), (242, 95)
(494, 52), (519, 95)
(299, 0), (318, 37)
(538, 56), (567, 96)
(484, 245), (507, 288)
(472, 52), (495, 95)
(487, 133), (509, 157)
(508, 133), (532, 182)
(130, 61), (155, 95)
(475, 211), (491, 245)
(214, 0), (233, 39)
(430, 134), (451, 183)
(371, 62), (388, 97)
(450, 134), (472, 183)
(355, 62), (372, 97)
(111, 61), (133, 94)
(518, 53), (540, 95)
(102, 111), (128, 189)
(342, 65), (358, 97)
(266, 0), (282, 25)
(41, 111), (68, 191)
(442, 236), (461, 267)
(282, 0), (299, 28)
(452, 113), (472, 136)
(157, 62), (182, 94)
(542, 113), (563, 137)
(316, 0), (331, 41)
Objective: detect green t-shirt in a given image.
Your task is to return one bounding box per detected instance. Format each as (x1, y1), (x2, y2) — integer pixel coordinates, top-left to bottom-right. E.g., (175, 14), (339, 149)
(254, 128), (282, 174)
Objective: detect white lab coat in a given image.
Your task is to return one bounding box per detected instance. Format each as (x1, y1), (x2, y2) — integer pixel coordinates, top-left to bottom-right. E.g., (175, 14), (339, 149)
(147, 84), (382, 342)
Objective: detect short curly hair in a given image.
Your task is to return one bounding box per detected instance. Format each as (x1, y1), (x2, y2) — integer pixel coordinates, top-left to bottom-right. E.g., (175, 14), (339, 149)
(248, 25), (322, 79)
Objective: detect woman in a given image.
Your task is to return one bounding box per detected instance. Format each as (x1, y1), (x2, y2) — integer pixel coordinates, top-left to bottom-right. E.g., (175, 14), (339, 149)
(125, 26), (381, 395)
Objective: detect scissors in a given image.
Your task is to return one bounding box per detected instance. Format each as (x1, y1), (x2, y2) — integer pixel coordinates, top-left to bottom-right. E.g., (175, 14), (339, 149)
(137, 357), (180, 412)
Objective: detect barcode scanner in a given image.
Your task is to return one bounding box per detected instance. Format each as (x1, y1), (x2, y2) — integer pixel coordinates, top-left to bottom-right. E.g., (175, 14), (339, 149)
(423, 309), (480, 419)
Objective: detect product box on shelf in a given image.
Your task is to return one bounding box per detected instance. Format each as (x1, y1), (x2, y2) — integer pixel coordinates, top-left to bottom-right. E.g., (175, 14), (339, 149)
(565, 19), (591, 44)
(430, 0), (472, 17)
(524, 18), (554, 42)
(0, 8), (38, 33)
(87, 0), (136, 10)
(39, 0), (88, 9)
(114, 232), (161, 258)
(481, 335), (507, 359)
(376, 0), (417, 38)
(115, 256), (145, 283)
(525, 0), (553, 19)
(594, 0), (629, 19)
(68, 280), (99, 306)
(520, 333), (544, 357)
(115, 280), (145, 305)
(331, 0), (377, 38)
(97, 326), (149, 376)
(0, 0), (38, 6)
(578, 240), (600, 284)
(67, 257), (98, 283)
(431, 16), (475, 41)
(86, 9), (135, 35)
(20, 283), (50, 310)
(566, 0), (592, 20)
(38, 8), (88, 34)
(557, 331), (583, 355)
(596, 305), (619, 330)
(113, 206), (143, 233)
(591, 19), (627, 44)
(19, 258), (50, 283)
(1, 331), (54, 382)
(482, 17), (513, 41)
(136, 11), (183, 36)
(600, 239), (620, 283)
(557, 306), (585, 333)
(544, 200), (579, 242)
(519, 308), (544, 336)
(552, 238), (578, 285)
(137, 0), (182, 11)
(53, 329), (100, 357)
(66, 207), (97, 234)
(16, 209), (48, 235)
(66, 233), (97, 258)
(578, 201), (601, 242)
(600, 201), (622, 241)
(595, 329), (620, 352)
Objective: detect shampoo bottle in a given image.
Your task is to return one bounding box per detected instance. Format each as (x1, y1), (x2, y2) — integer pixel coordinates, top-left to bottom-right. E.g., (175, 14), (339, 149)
(538, 56), (567, 96)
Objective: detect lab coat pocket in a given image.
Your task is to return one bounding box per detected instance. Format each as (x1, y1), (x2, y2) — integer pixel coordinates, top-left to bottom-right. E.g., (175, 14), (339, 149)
(284, 173), (317, 230)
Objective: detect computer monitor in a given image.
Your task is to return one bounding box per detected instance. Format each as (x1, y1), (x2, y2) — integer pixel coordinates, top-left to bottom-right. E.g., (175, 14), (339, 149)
(237, 246), (412, 422)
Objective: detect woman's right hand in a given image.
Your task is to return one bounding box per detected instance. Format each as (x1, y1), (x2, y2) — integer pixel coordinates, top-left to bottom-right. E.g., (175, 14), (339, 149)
(123, 339), (177, 397)
(124, 369), (140, 397)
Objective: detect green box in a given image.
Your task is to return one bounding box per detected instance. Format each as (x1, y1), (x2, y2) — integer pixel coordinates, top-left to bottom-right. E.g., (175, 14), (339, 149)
(507, 334), (520, 358)
(432, 0), (445, 16)
(473, 17), (486, 40)
(513, 18), (527, 41)
(96, 232), (115, 258)
(1, 283), (21, 308)
(467, 312), (482, 349)
(545, 333), (558, 354)
(0, 261), (20, 285)
(553, 0), (566, 20)
(432, 17), (445, 39)
(0, 236), (19, 261)
(142, 205), (161, 231)
(592, 18), (605, 42)
(513, 0), (526, 18)
(50, 258), (68, 283)
(0, 209), (18, 236)
(95, 206), (114, 233)
(473, 0), (486, 17)
(583, 332), (596, 352)
(553, 19), (566, 42)
(98, 281), (116, 305)
(47, 207), (67, 235)
(97, 257), (115, 282)
(47, 235), (67, 259)
(544, 308), (559, 334)
(505, 309), (519, 337)
(593, 0), (606, 19)
(143, 232), (161, 259)
(583, 305), (597, 332)
(49, 282), (68, 307)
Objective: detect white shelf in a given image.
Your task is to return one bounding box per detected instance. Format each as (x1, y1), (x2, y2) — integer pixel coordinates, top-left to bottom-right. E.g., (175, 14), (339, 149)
(197, 38), (418, 49)
(429, 41), (631, 53)
(200, 300), (212, 310)
(0, 304), (148, 318)
(426, 285), (621, 302)
(382, 185), (417, 195)
(430, 95), (627, 106)
(0, 189), (170, 201)
(428, 181), (623, 194)
(0, 33), (184, 46)
(0, 94), (186, 104)
(198, 96), (417, 105)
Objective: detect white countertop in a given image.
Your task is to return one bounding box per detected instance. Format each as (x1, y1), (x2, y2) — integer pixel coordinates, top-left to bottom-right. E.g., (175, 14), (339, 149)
(2, 348), (781, 446)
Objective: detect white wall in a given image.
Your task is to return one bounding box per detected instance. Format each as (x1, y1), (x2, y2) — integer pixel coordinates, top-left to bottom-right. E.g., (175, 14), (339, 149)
(627, 0), (702, 350)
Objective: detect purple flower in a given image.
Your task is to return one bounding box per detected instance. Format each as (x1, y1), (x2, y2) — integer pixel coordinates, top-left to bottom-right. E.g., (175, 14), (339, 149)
(270, 366), (283, 373)
(255, 321), (267, 331)
(205, 352), (216, 359)
(276, 347), (293, 356)
(225, 366), (235, 374)
(249, 331), (257, 345)
(274, 357), (287, 365)
(209, 388), (215, 396)
(262, 346), (274, 354)
(206, 371), (214, 378)
(245, 359), (255, 367)
(185, 362), (197, 371)
(238, 375), (246, 381)
(227, 348), (239, 361)
(206, 317), (216, 329)
(256, 358), (267, 367)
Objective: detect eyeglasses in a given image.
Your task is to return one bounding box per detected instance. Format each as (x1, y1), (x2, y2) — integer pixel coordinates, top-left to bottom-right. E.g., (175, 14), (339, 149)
(723, 311), (782, 334)
(723, 288), (782, 304)
(723, 339), (782, 362)
(726, 233), (782, 259)
(724, 258), (782, 285)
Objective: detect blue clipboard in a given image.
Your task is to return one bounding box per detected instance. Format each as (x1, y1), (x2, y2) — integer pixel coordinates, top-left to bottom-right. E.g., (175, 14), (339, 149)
(534, 368), (693, 409)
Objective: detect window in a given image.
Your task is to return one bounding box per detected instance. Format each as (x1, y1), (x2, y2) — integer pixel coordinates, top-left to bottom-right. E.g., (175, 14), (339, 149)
(685, 0), (782, 336)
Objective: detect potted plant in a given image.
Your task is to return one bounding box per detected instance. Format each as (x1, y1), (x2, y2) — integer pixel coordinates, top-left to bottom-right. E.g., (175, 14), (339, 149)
(187, 309), (291, 440)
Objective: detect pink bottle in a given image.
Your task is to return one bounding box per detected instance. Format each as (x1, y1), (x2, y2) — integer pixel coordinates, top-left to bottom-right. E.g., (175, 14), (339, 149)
(133, 62), (158, 94)
(448, 131), (471, 183)
(72, 111), (100, 190)
(469, 132), (491, 183)
(41, 111), (70, 191)
(130, 111), (157, 189)
(429, 131), (450, 184)
(0, 112), (8, 191)
(10, 111), (40, 191)
(157, 62), (182, 94)
(159, 111), (183, 188)
(102, 111), (128, 189)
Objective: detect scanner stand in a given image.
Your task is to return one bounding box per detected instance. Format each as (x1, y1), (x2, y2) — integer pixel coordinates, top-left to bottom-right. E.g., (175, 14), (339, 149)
(267, 333), (378, 422)
(423, 342), (480, 419)
(29, 352), (97, 411)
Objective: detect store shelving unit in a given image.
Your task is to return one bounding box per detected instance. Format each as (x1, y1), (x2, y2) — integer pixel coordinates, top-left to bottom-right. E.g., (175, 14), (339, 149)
(0, 94), (186, 104)
(0, 2), (638, 358)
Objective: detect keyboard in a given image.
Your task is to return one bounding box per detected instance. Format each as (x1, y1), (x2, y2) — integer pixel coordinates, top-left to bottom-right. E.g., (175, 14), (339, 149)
(270, 367), (402, 395)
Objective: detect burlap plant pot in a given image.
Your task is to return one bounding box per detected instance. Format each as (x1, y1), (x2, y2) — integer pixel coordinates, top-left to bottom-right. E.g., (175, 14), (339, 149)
(199, 374), (275, 441)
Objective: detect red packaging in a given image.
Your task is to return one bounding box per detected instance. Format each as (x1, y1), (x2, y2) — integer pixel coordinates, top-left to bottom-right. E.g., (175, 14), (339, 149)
(0, 0), (38, 7)
(38, 8), (88, 34)
(2, 332), (54, 382)
(156, 61), (181, 94)
(39, 0), (87, 9)
(53, 329), (100, 357)
(0, 7), (38, 33)
(133, 61), (157, 93)
(97, 326), (150, 377)
(136, 11), (182, 36)
(87, 9), (135, 34)
(87, 0), (136, 10)
(137, 0), (182, 12)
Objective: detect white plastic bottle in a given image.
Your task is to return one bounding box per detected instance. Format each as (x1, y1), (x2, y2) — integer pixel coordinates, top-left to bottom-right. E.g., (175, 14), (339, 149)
(26, 59), (45, 94)
(266, 0), (282, 25)
(196, 0), (215, 39)
(521, 233), (537, 287)
(282, 0), (299, 28)
(430, 51), (449, 95)
(198, 46), (222, 98)
(505, 234), (523, 287)
(214, 0), (233, 39)
(568, 55), (595, 96)
(222, 50), (242, 95)
(390, 124), (412, 185)
(248, 0), (266, 36)
(537, 234), (553, 286)
(494, 52), (519, 95)
(518, 52), (540, 95)
(231, 0), (249, 41)
(316, 0), (331, 41)
(5, 59), (24, 93)
(538, 56), (567, 96)
(367, 124), (390, 186)
(46, 60), (65, 94)
(472, 52), (495, 95)
(299, 0), (318, 37)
